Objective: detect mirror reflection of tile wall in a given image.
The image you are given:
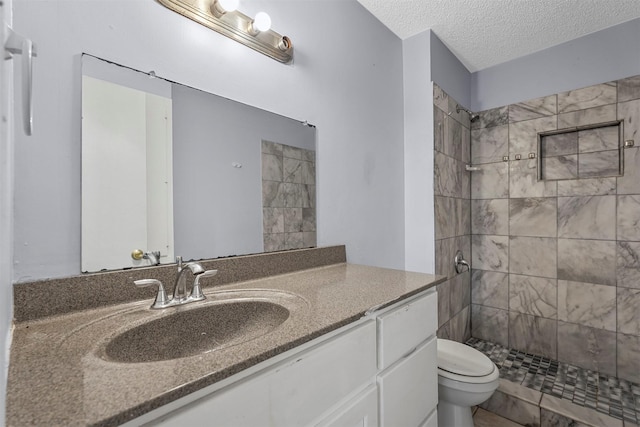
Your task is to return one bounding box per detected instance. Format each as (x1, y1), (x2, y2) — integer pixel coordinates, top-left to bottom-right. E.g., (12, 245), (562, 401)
(469, 75), (640, 384)
(262, 141), (316, 252)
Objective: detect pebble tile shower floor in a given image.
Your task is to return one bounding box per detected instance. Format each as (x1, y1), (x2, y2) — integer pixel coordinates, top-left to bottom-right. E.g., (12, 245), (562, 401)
(466, 337), (640, 425)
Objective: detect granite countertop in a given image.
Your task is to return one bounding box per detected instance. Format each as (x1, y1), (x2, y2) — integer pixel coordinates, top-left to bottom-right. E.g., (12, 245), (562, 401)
(7, 263), (444, 426)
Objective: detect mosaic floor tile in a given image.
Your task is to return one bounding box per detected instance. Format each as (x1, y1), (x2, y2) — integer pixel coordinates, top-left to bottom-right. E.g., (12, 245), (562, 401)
(466, 337), (640, 424)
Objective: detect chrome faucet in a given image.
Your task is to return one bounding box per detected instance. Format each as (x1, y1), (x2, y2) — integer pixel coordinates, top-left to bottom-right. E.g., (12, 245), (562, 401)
(134, 256), (218, 309)
(454, 250), (470, 274)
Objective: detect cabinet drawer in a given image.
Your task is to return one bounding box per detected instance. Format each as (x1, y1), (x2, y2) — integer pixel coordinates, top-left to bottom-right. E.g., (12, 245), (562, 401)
(377, 290), (437, 370)
(316, 384), (378, 427)
(378, 337), (438, 427)
(153, 321), (377, 427)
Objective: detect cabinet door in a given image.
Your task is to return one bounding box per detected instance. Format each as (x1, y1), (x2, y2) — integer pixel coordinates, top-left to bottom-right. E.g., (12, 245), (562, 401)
(419, 409), (437, 427)
(151, 321), (377, 427)
(316, 384), (378, 427)
(378, 338), (437, 427)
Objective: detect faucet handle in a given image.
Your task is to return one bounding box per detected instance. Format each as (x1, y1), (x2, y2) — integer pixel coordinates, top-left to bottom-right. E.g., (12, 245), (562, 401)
(190, 270), (218, 301)
(134, 279), (170, 309)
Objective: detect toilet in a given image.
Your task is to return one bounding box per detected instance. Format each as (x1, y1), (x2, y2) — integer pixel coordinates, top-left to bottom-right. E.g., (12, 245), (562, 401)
(437, 339), (500, 427)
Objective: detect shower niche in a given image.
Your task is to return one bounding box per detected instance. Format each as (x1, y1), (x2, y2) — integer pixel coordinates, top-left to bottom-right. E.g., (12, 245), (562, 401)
(538, 120), (623, 181)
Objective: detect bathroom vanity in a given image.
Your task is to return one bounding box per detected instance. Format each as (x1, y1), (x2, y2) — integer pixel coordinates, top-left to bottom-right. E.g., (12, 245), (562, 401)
(7, 247), (444, 426)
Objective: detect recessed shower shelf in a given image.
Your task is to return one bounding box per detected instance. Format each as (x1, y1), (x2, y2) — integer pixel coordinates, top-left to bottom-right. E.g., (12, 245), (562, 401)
(538, 120), (624, 181)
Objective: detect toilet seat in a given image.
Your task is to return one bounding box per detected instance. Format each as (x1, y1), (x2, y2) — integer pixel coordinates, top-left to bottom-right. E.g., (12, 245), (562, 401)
(437, 339), (499, 384)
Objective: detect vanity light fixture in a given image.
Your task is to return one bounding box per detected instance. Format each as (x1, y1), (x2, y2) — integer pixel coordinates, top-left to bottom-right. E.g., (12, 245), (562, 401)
(157, 0), (293, 63)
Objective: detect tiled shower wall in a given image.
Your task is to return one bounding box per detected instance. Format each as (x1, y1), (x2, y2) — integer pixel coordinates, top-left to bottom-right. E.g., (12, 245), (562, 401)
(262, 141), (317, 252)
(470, 76), (640, 383)
(433, 84), (472, 343)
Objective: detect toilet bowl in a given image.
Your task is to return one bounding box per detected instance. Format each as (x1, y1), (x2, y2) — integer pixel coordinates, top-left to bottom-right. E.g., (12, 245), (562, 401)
(437, 339), (499, 427)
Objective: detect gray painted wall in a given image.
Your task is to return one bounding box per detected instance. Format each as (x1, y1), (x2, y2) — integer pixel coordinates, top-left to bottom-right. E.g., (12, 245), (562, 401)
(430, 33), (472, 109)
(403, 31), (434, 274)
(11, 0), (405, 281)
(172, 83), (314, 261)
(471, 17), (640, 111)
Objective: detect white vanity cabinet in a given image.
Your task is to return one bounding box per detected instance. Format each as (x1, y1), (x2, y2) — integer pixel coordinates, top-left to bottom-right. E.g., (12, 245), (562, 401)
(141, 289), (438, 427)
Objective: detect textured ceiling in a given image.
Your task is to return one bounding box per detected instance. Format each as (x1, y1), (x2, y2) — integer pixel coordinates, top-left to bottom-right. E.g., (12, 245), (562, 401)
(356, 0), (640, 72)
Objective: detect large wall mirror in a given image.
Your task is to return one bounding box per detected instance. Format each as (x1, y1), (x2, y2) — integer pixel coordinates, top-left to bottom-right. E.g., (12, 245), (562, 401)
(81, 55), (316, 273)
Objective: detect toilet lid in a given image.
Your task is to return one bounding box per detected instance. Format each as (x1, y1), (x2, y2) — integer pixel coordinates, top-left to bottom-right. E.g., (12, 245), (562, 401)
(437, 339), (495, 377)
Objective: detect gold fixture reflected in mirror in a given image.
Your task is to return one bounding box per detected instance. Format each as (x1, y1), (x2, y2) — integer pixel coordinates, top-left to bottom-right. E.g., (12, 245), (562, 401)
(157, 0), (293, 63)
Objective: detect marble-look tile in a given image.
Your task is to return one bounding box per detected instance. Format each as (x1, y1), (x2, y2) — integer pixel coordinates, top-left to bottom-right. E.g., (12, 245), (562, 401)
(617, 287), (640, 336)
(450, 271), (471, 316)
(471, 125), (509, 164)
(558, 82), (617, 113)
(457, 198), (471, 237)
(283, 145), (303, 160)
(283, 182), (304, 207)
(618, 98), (640, 142)
(283, 207), (303, 232)
(578, 150), (620, 178)
(557, 196), (616, 240)
(557, 322), (617, 376)
(510, 236), (557, 278)
(578, 126), (619, 153)
(510, 159), (557, 198)
(510, 116), (557, 157)
(472, 269), (509, 309)
(509, 198), (557, 237)
(557, 280), (616, 331)
(262, 140), (283, 155)
(301, 148), (315, 162)
(263, 233), (284, 252)
(471, 161), (510, 199)
(540, 409), (591, 427)
(437, 280), (451, 327)
(262, 181), (284, 207)
(618, 195), (640, 241)
(472, 304), (509, 346)
(301, 161), (315, 185)
(262, 153), (283, 181)
(540, 394), (623, 427)
(435, 238), (454, 279)
(434, 151), (462, 197)
(557, 177), (616, 196)
(448, 95), (471, 128)
(434, 106), (446, 153)
(435, 196), (456, 239)
(558, 104), (617, 129)
(473, 408), (525, 427)
(509, 312), (557, 359)
(618, 75), (640, 102)
(284, 232), (304, 249)
(433, 83), (448, 112)
(617, 241), (640, 289)
(617, 333), (640, 383)
(618, 147), (640, 195)
(304, 185), (316, 208)
(263, 208), (284, 233)
(302, 231), (316, 247)
(541, 132), (578, 157)
(445, 114), (465, 161)
(283, 157), (302, 183)
(472, 199), (509, 235)
(449, 305), (471, 342)
(461, 125), (471, 164)
(479, 389), (541, 427)
(509, 94), (557, 123)
(472, 106), (509, 130)
(437, 322), (451, 340)
(472, 235), (509, 273)
(557, 239), (616, 286)
(496, 379), (542, 406)
(510, 274), (557, 319)
(302, 208), (316, 232)
(543, 155), (578, 180)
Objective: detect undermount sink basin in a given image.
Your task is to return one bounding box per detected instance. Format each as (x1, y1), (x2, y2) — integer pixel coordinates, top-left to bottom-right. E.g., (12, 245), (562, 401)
(104, 298), (291, 363)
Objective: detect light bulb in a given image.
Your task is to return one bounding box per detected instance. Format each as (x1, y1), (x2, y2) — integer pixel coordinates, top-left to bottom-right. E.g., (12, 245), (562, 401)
(252, 12), (271, 32)
(218, 0), (238, 12)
